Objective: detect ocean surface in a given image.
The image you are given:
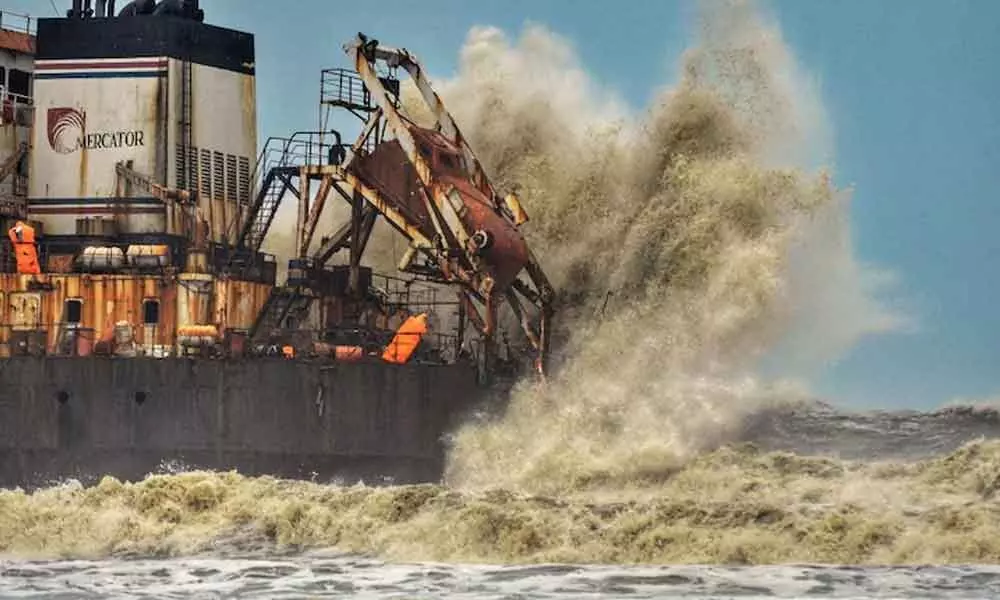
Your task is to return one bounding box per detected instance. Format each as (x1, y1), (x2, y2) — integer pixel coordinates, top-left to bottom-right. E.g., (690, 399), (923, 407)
(3, 402), (1000, 599)
(3, 555), (1000, 599)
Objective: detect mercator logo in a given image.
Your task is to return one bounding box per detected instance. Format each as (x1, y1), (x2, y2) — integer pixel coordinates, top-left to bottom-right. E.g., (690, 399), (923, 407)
(45, 106), (146, 154)
(47, 107), (85, 154)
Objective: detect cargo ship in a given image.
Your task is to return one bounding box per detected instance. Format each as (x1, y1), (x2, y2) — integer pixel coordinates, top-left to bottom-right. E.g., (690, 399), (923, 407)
(0, 0), (554, 490)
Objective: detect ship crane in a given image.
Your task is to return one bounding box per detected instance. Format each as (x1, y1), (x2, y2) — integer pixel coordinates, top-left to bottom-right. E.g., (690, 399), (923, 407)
(339, 33), (555, 374)
(226, 34), (555, 374)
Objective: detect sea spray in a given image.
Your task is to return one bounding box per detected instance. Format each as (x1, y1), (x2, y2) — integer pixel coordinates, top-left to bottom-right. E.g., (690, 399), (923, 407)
(427, 1), (905, 493)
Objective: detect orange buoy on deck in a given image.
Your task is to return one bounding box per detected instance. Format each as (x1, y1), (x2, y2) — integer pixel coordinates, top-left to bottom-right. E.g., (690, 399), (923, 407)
(7, 221), (40, 275)
(382, 313), (428, 364)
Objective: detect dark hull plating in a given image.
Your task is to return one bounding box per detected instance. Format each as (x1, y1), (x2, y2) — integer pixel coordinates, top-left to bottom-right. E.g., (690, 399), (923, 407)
(0, 357), (480, 490)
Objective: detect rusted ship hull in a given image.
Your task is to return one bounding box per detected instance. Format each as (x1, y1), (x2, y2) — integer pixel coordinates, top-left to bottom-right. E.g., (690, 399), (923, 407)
(0, 356), (480, 490)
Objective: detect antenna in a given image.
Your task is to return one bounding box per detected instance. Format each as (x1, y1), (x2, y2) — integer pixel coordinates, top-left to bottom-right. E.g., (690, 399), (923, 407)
(66, 0), (93, 17)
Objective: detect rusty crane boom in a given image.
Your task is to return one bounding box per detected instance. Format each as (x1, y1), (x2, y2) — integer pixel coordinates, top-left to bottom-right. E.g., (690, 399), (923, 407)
(233, 33), (556, 375)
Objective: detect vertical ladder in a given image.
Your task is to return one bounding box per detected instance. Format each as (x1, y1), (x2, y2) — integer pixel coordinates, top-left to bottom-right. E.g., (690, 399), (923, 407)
(179, 60), (193, 192)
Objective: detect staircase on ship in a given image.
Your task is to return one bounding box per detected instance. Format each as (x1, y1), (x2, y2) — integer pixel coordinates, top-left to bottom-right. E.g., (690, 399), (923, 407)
(230, 67), (418, 352)
(228, 135), (320, 343)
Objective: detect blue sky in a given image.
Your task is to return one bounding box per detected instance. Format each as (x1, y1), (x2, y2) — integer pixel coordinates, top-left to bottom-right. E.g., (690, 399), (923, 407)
(10, 0), (999, 409)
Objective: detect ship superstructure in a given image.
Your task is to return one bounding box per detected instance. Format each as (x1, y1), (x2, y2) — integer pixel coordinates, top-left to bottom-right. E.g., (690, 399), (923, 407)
(1, 0), (275, 360)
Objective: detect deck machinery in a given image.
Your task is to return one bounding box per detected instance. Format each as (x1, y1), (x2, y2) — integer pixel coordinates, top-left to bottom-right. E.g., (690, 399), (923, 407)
(0, 0), (554, 489)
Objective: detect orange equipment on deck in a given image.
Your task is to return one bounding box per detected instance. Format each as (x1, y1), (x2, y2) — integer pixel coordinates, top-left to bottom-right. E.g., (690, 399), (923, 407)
(7, 221), (40, 274)
(382, 313), (428, 364)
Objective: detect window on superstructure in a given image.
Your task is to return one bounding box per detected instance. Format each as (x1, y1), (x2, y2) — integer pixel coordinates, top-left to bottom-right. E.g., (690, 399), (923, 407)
(142, 299), (160, 325)
(65, 299), (82, 324)
(0, 67), (7, 91)
(9, 69), (30, 99)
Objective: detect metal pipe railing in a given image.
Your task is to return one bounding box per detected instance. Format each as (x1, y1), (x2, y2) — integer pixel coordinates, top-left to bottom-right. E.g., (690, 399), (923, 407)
(0, 10), (35, 35)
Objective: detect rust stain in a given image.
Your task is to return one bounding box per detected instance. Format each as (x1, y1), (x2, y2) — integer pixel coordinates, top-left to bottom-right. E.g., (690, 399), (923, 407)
(0, 272), (263, 354)
(77, 137), (88, 198)
(350, 126), (529, 292)
(45, 254), (74, 273)
(0, 30), (35, 55)
(177, 274), (214, 328)
(150, 65), (166, 185)
(213, 279), (271, 330)
(240, 72), (256, 155)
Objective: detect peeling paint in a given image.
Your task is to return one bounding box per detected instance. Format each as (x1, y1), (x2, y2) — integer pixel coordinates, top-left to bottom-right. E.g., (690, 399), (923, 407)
(0, 273), (271, 356)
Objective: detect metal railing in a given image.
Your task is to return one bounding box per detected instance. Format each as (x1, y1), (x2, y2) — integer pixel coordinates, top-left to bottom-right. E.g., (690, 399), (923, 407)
(256, 131), (335, 175)
(0, 90), (34, 123)
(1, 90), (33, 104)
(0, 321), (463, 366)
(321, 68), (373, 112)
(368, 272), (461, 320)
(227, 131), (346, 252)
(211, 242), (278, 284)
(0, 10), (35, 36)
